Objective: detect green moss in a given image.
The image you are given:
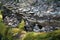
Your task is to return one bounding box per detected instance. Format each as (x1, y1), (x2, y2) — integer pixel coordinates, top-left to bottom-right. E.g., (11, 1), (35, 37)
(23, 30), (60, 40)
(23, 32), (35, 40)
(18, 19), (25, 31)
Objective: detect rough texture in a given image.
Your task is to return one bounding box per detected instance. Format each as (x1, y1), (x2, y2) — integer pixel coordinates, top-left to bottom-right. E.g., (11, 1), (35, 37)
(1, 0), (60, 32)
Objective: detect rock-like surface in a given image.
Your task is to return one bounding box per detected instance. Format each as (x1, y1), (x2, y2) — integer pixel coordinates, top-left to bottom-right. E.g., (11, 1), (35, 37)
(1, 0), (60, 32)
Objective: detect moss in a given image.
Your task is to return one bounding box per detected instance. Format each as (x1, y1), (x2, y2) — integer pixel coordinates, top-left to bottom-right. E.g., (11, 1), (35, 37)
(23, 32), (35, 40)
(23, 30), (60, 40)
(0, 10), (3, 22)
(18, 19), (25, 31)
